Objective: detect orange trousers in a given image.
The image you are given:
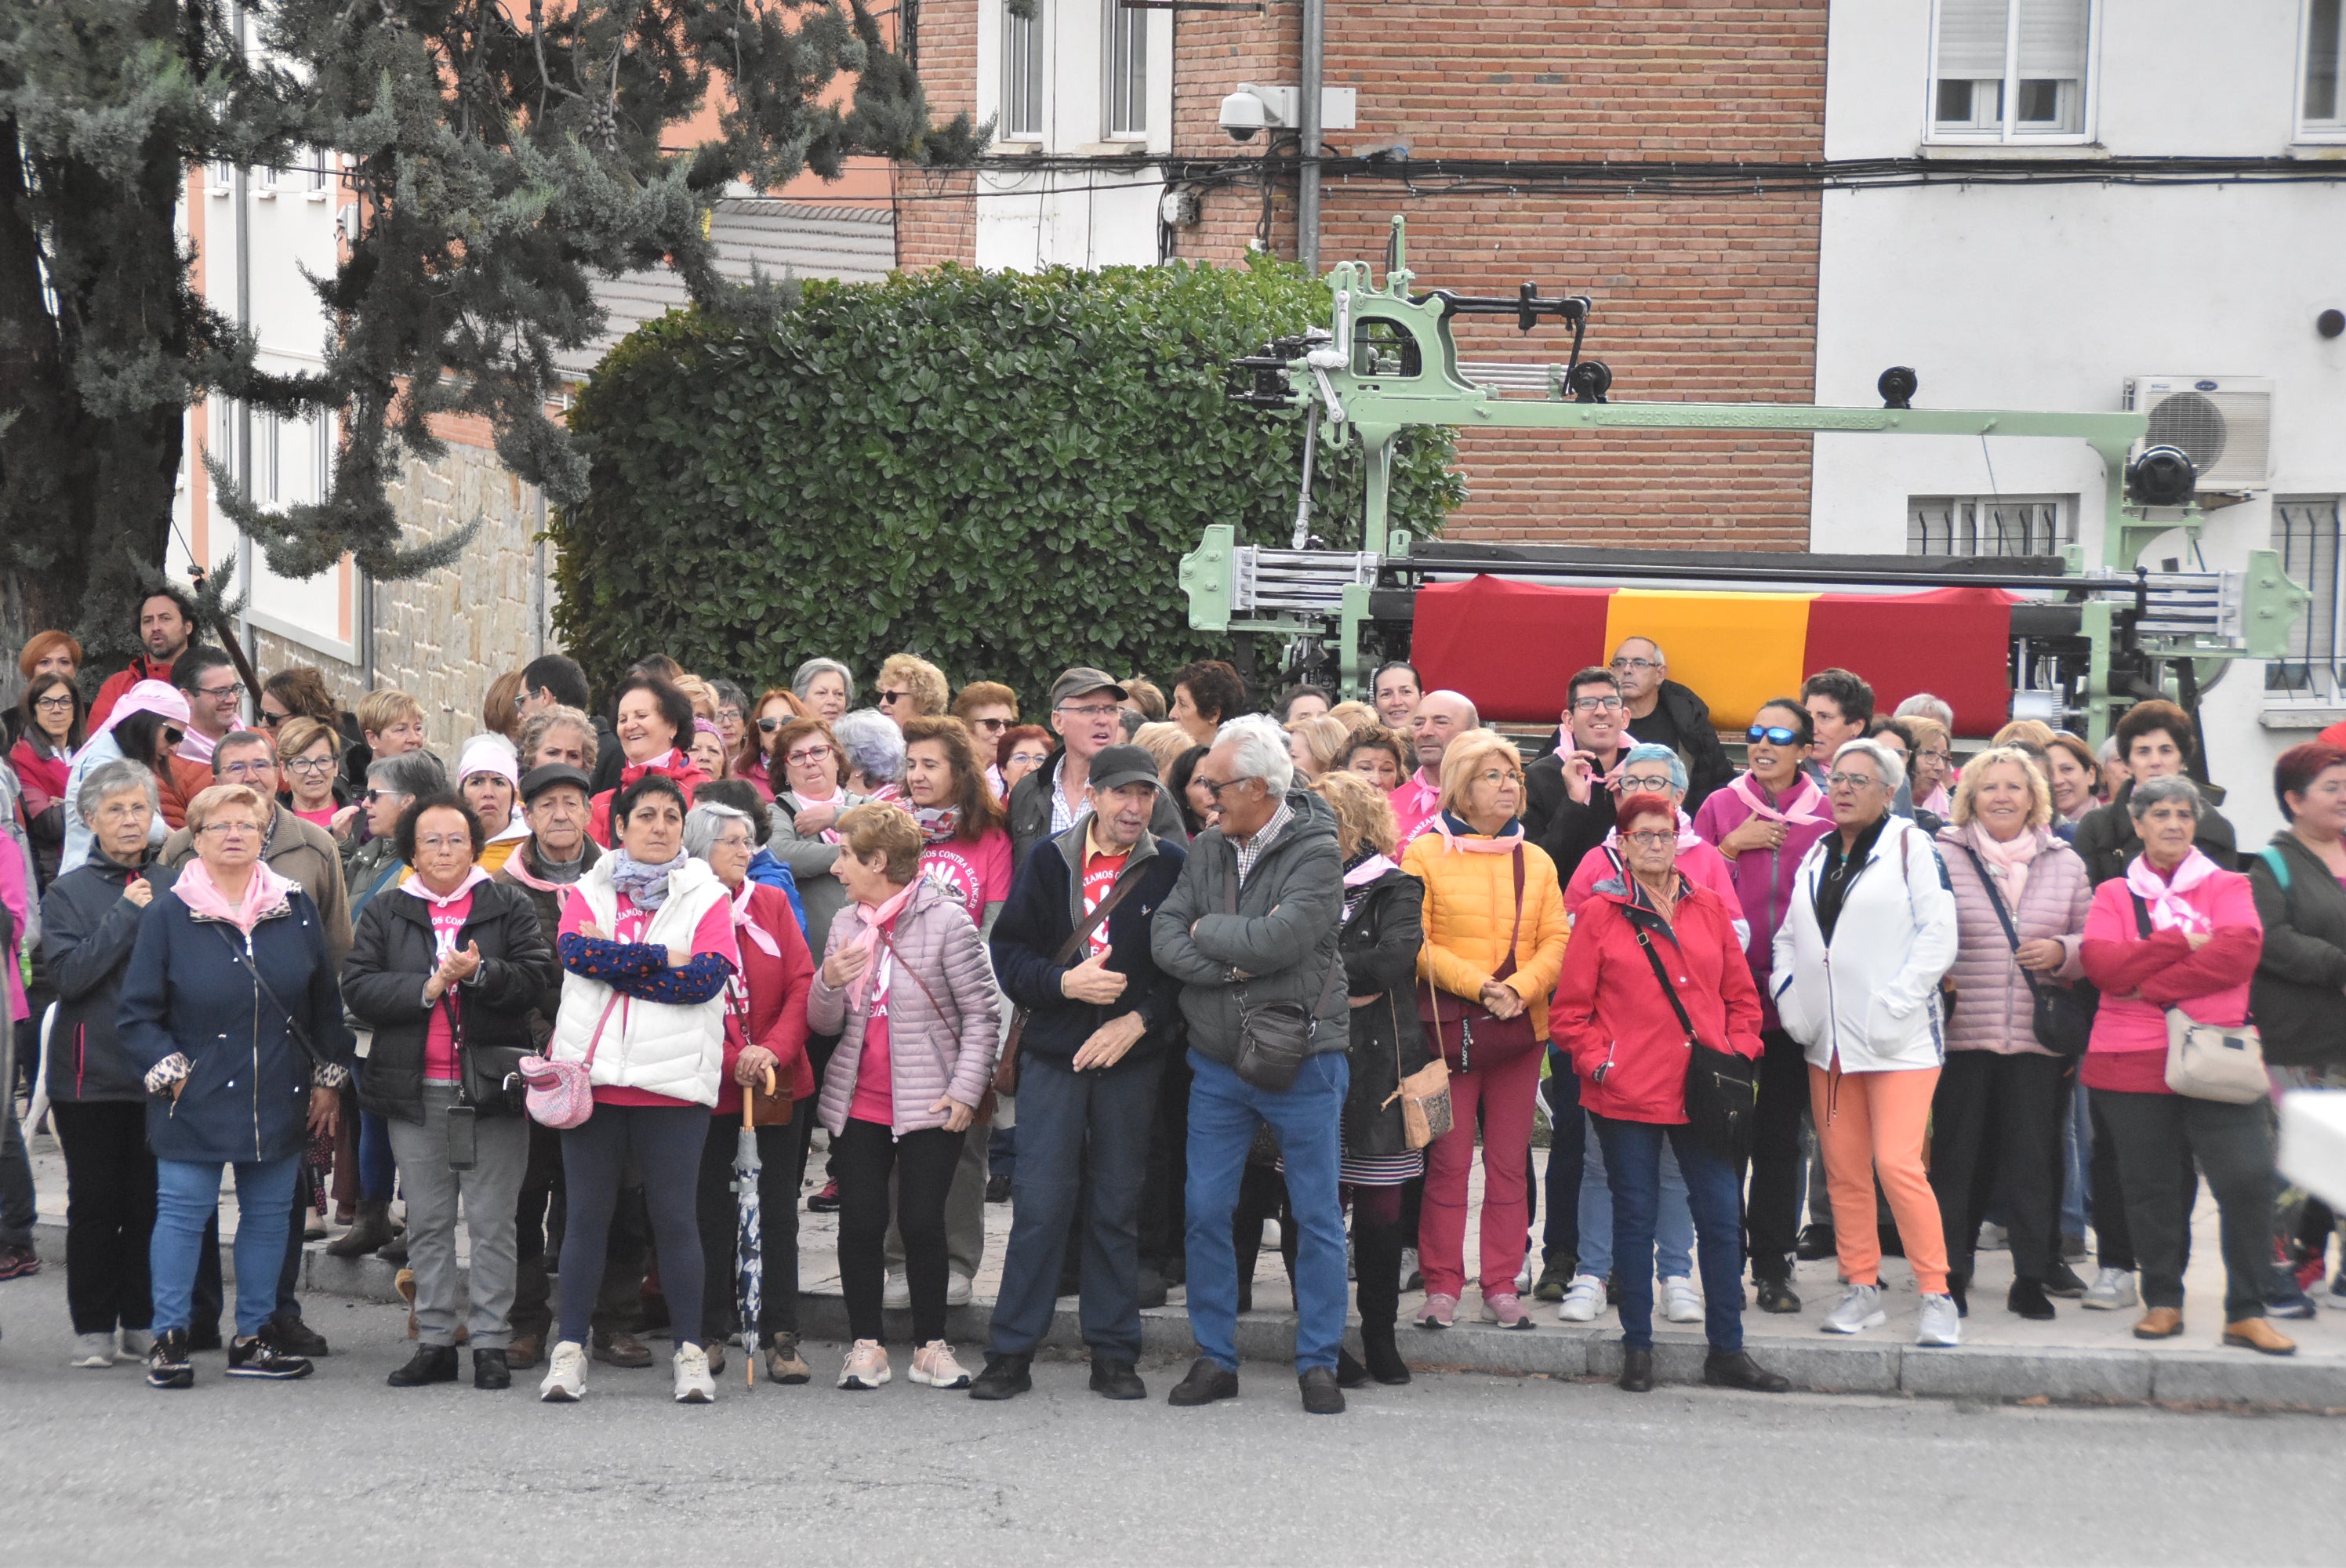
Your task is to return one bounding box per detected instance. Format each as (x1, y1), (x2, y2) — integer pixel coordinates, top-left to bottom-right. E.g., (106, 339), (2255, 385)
(1807, 1064), (1949, 1296)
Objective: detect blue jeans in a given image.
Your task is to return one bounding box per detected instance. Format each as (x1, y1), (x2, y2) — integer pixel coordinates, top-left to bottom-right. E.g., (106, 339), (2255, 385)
(2061, 1083), (2092, 1241)
(1591, 1116), (1746, 1353)
(988, 1053), (1160, 1361)
(151, 1156), (300, 1338)
(1539, 1048), (1584, 1269)
(1578, 1112), (1694, 1280)
(1183, 1047), (1349, 1373)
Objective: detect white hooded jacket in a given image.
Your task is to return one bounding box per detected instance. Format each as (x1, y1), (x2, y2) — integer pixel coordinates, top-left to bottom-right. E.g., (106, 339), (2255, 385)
(1770, 815), (1960, 1074)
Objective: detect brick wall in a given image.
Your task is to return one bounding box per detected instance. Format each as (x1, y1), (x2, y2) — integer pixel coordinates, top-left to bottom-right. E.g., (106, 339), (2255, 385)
(895, 0), (982, 267)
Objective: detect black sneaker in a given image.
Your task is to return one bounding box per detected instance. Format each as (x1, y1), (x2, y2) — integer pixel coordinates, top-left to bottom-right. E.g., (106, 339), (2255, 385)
(263, 1311), (330, 1359)
(807, 1180), (842, 1214)
(968, 1352), (1033, 1402)
(985, 1172), (1012, 1204)
(147, 1329), (194, 1390)
(1089, 1357), (1146, 1401)
(227, 1334), (314, 1380)
(1754, 1277), (1802, 1314)
(2044, 1259), (2089, 1298)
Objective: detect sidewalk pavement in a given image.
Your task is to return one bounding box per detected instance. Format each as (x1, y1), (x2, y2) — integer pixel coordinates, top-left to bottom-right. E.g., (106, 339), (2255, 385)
(23, 1127), (2344, 1412)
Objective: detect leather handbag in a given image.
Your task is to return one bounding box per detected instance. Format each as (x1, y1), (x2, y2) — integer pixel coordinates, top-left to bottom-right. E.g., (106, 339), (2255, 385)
(1956, 842), (2095, 1057)
(518, 994), (617, 1130)
(1414, 845), (1540, 1072)
(993, 857), (1150, 1097)
(1217, 868), (1343, 1091)
(2127, 893), (2266, 1102)
(746, 1066), (793, 1127)
(1386, 996), (1454, 1148)
(1633, 920), (1757, 1161)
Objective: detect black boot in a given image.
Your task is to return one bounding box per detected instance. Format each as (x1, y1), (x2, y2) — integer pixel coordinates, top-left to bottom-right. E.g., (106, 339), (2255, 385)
(1336, 1348), (1371, 1389)
(1089, 1358), (1146, 1401)
(1360, 1322), (1411, 1386)
(388, 1345), (459, 1387)
(1618, 1348), (1654, 1393)
(326, 1200), (396, 1258)
(2007, 1278), (2057, 1321)
(473, 1349), (512, 1390)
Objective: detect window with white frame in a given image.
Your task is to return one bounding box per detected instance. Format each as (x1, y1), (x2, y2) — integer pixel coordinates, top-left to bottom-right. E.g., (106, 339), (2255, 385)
(1105, 0), (1147, 137)
(1908, 494), (2075, 557)
(207, 157), (236, 195)
(2270, 497), (2344, 697)
(1930, 0), (2092, 141)
(311, 411), (332, 502)
(2303, 0), (2345, 137)
(1002, 2), (1046, 138)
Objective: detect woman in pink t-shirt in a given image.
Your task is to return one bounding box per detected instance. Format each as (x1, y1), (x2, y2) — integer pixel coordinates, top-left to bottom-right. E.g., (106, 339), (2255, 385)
(902, 715), (1014, 938)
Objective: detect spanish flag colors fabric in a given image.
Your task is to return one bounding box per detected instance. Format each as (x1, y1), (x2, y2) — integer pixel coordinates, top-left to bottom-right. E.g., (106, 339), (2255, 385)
(1411, 575), (2014, 737)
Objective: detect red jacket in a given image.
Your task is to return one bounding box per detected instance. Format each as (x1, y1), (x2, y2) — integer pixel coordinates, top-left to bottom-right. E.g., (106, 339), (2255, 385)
(714, 880), (815, 1113)
(588, 750), (713, 848)
(1550, 877), (1763, 1124)
(88, 656), (180, 731)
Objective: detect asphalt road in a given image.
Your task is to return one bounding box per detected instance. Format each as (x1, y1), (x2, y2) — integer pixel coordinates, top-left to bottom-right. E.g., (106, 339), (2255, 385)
(1, 1269), (2335, 1567)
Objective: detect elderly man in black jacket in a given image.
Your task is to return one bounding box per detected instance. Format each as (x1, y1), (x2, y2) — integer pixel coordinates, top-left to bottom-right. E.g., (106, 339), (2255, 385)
(970, 746), (1189, 1403)
(1153, 715), (1352, 1416)
(1610, 637), (1733, 810)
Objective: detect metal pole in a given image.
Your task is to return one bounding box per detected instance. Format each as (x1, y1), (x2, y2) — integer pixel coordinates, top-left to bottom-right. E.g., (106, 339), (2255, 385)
(1298, 0), (1324, 270)
(231, 0), (255, 697)
(532, 488), (548, 658)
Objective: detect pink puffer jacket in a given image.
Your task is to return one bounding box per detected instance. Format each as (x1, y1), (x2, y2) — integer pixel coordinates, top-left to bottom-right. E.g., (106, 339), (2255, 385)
(810, 877), (1000, 1136)
(1935, 824), (2090, 1057)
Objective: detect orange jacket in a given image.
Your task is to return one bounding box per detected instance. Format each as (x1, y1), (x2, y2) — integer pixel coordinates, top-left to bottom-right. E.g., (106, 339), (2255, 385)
(1402, 825), (1570, 1040)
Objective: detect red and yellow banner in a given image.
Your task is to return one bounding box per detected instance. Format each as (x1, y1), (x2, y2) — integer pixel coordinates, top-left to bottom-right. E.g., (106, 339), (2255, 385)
(1411, 576), (2014, 737)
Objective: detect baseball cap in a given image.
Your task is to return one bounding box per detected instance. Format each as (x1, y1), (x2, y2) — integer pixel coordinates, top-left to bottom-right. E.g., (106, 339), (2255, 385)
(1049, 666), (1129, 708)
(518, 763), (593, 803)
(1087, 744), (1160, 794)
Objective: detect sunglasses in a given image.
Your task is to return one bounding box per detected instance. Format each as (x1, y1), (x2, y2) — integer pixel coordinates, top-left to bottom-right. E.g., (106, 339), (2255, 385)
(877, 689), (910, 705)
(1746, 724), (1801, 746)
(162, 726), (184, 747)
(757, 717), (785, 733)
(255, 710), (288, 728)
(969, 717), (1008, 732)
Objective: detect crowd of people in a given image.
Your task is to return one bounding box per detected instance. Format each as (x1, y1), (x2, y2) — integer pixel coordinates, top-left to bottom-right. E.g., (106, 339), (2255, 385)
(2, 590), (2342, 1416)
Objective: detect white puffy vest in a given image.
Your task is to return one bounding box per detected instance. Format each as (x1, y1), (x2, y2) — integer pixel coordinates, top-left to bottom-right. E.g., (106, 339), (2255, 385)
(549, 857), (730, 1107)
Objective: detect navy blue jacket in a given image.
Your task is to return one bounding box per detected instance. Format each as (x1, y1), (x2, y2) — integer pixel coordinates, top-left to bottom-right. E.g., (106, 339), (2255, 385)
(40, 853), (180, 1104)
(991, 820), (1186, 1066)
(117, 880), (358, 1165)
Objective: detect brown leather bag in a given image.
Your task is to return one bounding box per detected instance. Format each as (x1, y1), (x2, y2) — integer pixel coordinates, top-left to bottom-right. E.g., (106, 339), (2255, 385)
(992, 858), (1152, 1097)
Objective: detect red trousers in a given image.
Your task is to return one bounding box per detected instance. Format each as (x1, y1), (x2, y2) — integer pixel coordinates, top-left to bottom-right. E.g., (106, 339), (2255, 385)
(1418, 1044), (1542, 1300)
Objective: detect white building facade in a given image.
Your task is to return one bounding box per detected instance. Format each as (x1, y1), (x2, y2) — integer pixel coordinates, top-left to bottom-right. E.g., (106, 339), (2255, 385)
(1816, 0), (2346, 844)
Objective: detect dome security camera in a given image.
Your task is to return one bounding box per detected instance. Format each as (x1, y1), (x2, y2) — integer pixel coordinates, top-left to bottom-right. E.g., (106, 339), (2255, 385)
(1219, 88), (1270, 142)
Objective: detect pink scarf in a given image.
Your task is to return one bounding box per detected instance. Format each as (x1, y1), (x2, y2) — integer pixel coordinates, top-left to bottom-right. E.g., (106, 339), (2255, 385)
(790, 788), (848, 844)
(401, 866), (491, 909)
(732, 879), (782, 958)
(1965, 822), (2043, 908)
(2126, 849), (2222, 936)
(846, 880), (921, 1010)
(173, 856), (295, 935)
(1343, 853), (1399, 887)
(1728, 770), (1831, 827)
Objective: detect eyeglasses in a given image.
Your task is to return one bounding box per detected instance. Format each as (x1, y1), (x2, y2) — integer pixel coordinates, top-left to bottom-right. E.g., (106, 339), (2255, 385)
(1825, 771), (1884, 790)
(1194, 775), (1253, 800)
(969, 717), (1009, 732)
(1011, 750), (1051, 766)
(1057, 702), (1121, 720)
(416, 834), (472, 853)
(93, 800), (148, 822)
(1621, 829), (1679, 848)
(1746, 725), (1801, 746)
(1610, 657), (1661, 674)
(255, 710), (288, 728)
(717, 710), (743, 726)
(32, 694), (73, 711)
(877, 689), (910, 706)
(1474, 768), (1525, 787)
(1919, 749), (1952, 764)
(365, 789), (408, 804)
(785, 745), (834, 765)
(218, 760), (274, 780)
(1571, 695), (1624, 713)
(197, 821), (260, 839)
(285, 755), (335, 775)
(1614, 774), (1677, 794)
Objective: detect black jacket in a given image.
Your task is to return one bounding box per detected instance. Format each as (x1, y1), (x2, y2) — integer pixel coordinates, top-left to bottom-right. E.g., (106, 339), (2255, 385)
(39, 852), (180, 1103)
(1523, 752), (1614, 887)
(2248, 832), (2346, 1069)
(341, 879), (557, 1122)
(1338, 865), (1432, 1159)
(990, 821), (1188, 1067)
(2072, 779), (2239, 885)
(1008, 748), (1188, 869)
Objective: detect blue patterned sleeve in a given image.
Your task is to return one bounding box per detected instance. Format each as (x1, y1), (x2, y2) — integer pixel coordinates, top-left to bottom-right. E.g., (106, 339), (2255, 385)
(557, 932), (666, 980)
(621, 950), (734, 1004)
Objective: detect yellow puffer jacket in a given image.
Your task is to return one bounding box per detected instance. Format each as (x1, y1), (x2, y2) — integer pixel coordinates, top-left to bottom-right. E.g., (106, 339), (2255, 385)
(1403, 826), (1571, 1041)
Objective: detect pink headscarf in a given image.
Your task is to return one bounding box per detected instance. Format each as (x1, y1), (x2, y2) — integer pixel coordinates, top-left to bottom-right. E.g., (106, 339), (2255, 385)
(94, 680), (191, 742)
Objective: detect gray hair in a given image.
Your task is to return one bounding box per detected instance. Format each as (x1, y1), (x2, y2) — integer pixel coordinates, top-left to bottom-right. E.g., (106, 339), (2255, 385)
(1894, 692), (1956, 730)
(1614, 635), (1667, 667)
(1620, 742), (1688, 795)
(710, 680), (750, 716)
(793, 658), (855, 706)
(1215, 713), (1295, 798)
(682, 800), (757, 860)
(78, 759), (159, 822)
(211, 729), (275, 772)
(832, 707), (904, 788)
(367, 750), (447, 800)
(1832, 737), (1906, 794)
(2126, 772), (2205, 821)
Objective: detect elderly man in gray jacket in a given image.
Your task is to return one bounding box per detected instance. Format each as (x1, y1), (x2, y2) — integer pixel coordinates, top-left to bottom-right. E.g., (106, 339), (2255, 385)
(1152, 714), (1352, 1415)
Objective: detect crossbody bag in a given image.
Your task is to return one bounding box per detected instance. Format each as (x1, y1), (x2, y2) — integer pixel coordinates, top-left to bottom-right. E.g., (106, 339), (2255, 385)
(1953, 842), (2096, 1057)
(1631, 915), (1756, 1160)
(1414, 845), (1539, 1073)
(2128, 892), (2266, 1103)
(993, 857), (1151, 1097)
(1221, 868), (1345, 1092)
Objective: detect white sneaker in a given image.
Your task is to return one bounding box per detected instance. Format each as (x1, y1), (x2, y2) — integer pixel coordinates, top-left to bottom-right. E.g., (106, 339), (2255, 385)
(673, 1344), (717, 1403)
(1820, 1283), (1887, 1335)
(1516, 1254), (1534, 1293)
(1977, 1221), (2009, 1251)
(909, 1339), (971, 1389)
(1398, 1247), (1422, 1293)
(1916, 1293), (1962, 1348)
(2079, 1266), (2139, 1312)
(882, 1270), (911, 1310)
(1557, 1274), (1608, 1323)
(70, 1333), (117, 1368)
(118, 1328), (154, 1358)
(945, 1269), (974, 1308)
(1661, 1276), (1705, 1324)
(837, 1338), (891, 1390)
(539, 1340), (587, 1402)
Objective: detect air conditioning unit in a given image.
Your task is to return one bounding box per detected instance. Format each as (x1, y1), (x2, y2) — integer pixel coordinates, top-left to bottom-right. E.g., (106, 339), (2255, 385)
(2120, 375), (2274, 492)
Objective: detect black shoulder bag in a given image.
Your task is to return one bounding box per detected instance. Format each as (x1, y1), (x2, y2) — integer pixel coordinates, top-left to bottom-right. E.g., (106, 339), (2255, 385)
(1953, 842), (2095, 1057)
(1222, 861), (1345, 1092)
(1632, 917), (1756, 1161)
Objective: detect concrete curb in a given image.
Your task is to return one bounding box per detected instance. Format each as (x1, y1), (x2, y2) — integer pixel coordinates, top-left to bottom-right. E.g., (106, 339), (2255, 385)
(33, 1218), (2342, 1414)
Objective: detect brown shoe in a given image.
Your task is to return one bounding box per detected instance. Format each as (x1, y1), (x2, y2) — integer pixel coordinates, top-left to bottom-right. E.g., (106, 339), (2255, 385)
(764, 1332), (812, 1385)
(2222, 1317), (2297, 1356)
(507, 1334), (543, 1370)
(593, 1330), (654, 1369)
(2132, 1306), (2185, 1339)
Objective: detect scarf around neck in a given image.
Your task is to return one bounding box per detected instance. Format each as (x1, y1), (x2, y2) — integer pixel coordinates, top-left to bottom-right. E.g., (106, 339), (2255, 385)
(911, 804), (962, 845)
(1729, 770), (1832, 828)
(1343, 851), (1399, 887)
(2126, 848), (2223, 936)
(608, 848), (686, 909)
(1964, 822), (2043, 908)
(174, 855), (295, 935)
(401, 866), (491, 909)
(732, 879), (782, 958)
(845, 880), (921, 1011)
(1433, 810), (1524, 853)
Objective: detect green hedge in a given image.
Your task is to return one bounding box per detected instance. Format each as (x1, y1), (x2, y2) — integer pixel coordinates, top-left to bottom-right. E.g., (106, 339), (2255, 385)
(552, 256), (1461, 706)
